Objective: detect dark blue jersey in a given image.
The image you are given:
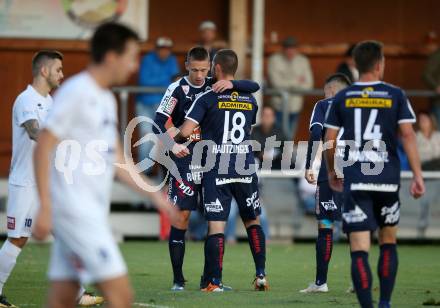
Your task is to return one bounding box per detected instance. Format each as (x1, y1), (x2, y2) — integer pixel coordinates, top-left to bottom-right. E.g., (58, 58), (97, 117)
(324, 81), (416, 190)
(309, 97), (333, 183)
(156, 77), (259, 129)
(185, 89), (258, 178)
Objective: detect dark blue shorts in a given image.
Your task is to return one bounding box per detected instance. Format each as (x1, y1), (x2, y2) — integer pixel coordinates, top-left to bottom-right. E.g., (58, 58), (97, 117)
(167, 156), (203, 211)
(202, 175), (261, 221)
(315, 181), (343, 222)
(342, 189), (400, 233)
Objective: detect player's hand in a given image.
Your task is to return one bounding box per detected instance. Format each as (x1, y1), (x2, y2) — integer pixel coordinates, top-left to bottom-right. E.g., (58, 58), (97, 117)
(305, 169), (316, 184)
(410, 175), (425, 199)
(33, 207), (52, 241)
(328, 170), (343, 192)
(212, 80), (233, 93)
(172, 143), (190, 158)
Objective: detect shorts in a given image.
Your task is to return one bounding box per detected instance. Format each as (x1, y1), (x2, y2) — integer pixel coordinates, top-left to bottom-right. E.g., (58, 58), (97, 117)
(48, 212), (127, 284)
(6, 184), (39, 238)
(202, 175), (261, 222)
(168, 157), (203, 211)
(342, 189), (400, 234)
(315, 181), (343, 222)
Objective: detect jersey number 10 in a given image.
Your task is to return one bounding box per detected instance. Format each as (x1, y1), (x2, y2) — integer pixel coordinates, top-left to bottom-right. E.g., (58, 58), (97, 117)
(222, 111), (246, 144)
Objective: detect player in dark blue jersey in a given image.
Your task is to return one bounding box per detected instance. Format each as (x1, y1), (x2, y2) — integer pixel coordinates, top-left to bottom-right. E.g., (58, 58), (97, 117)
(324, 41), (425, 308)
(176, 49), (268, 292)
(300, 73), (351, 293)
(153, 47), (260, 291)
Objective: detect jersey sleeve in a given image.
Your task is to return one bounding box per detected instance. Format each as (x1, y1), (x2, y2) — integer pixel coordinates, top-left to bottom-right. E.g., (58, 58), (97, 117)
(44, 87), (82, 140)
(14, 96), (38, 126)
(324, 98), (342, 130)
(231, 80), (260, 93)
(252, 100), (259, 126)
(185, 92), (210, 124)
(397, 90), (416, 124)
(309, 100), (325, 130)
(156, 82), (181, 118)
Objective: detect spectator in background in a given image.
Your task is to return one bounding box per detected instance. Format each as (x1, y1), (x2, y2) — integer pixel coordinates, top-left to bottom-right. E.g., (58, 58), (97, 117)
(252, 104), (286, 169)
(416, 111), (440, 236)
(423, 47), (440, 125)
(336, 44), (359, 83)
(137, 37), (179, 172)
(268, 37), (314, 139)
(198, 21), (227, 60)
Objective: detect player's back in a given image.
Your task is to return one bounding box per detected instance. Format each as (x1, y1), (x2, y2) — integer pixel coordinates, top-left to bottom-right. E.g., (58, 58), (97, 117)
(325, 81), (416, 189)
(186, 89), (258, 178)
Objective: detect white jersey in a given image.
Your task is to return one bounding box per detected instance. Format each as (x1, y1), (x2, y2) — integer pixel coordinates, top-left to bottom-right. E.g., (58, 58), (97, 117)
(9, 85), (53, 186)
(44, 71), (118, 217)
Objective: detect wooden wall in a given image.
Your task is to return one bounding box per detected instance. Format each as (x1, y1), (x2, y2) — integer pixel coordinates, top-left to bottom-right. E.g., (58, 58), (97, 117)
(0, 0), (439, 175)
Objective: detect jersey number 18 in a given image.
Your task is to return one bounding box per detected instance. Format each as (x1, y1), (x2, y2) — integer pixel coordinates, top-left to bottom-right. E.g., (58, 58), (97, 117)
(222, 111), (245, 144)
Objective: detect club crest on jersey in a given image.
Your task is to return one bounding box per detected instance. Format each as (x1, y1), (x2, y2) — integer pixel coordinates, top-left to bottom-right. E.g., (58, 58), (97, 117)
(342, 205), (367, 223)
(205, 198), (223, 213)
(321, 200), (337, 211)
(182, 85), (190, 95)
(381, 202), (400, 224)
(231, 91), (239, 101)
(7, 216), (15, 230)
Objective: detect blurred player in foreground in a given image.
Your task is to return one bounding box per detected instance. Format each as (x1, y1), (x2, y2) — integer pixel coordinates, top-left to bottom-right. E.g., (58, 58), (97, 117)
(176, 49), (268, 292)
(0, 50), (103, 307)
(325, 41), (425, 308)
(33, 23), (176, 308)
(300, 73), (351, 293)
(153, 46), (259, 291)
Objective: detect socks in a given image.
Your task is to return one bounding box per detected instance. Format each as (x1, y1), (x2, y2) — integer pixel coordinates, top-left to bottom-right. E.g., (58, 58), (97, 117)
(246, 224), (266, 277)
(77, 285), (86, 300)
(315, 228), (333, 286)
(168, 227), (186, 284)
(378, 244), (398, 306)
(0, 240), (21, 295)
(351, 250), (373, 308)
(204, 233), (225, 283)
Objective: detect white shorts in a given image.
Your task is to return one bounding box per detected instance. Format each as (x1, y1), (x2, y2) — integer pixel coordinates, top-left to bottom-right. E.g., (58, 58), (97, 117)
(48, 212), (127, 284)
(6, 184), (39, 238)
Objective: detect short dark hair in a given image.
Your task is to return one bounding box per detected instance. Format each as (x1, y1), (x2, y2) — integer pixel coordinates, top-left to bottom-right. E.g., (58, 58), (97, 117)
(90, 22), (139, 64)
(187, 46), (210, 62)
(262, 103), (276, 114)
(353, 40), (384, 74)
(213, 49), (238, 76)
(32, 50), (63, 77)
(325, 73), (352, 86)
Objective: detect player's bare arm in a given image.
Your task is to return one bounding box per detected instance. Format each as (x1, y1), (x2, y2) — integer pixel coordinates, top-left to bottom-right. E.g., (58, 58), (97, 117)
(324, 127), (343, 192)
(22, 119), (40, 141)
(174, 120), (199, 143)
(399, 122), (425, 198)
(212, 80), (234, 93)
(33, 129), (59, 240)
(114, 139), (178, 219)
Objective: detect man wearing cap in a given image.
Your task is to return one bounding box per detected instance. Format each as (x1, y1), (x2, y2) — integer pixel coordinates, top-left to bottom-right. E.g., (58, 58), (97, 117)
(198, 21), (227, 60)
(137, 37), (180, 172)
(268, 36), (314, 139)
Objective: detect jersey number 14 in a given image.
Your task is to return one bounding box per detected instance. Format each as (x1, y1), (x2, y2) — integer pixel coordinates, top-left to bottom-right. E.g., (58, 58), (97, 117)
(354, 108), (382, 148)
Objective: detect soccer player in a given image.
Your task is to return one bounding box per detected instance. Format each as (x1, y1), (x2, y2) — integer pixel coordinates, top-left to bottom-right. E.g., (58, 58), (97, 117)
(32, 23), (176, 308)
(300, 73), (351, 293)
(324, 41), (425, 308)
(153, 46), (259, 291)
(176, 49), (268, 292)
(0, 50), (103, 307)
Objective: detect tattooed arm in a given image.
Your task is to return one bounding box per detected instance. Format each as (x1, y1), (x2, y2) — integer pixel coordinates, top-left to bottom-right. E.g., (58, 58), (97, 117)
(22, 119), (40, 141)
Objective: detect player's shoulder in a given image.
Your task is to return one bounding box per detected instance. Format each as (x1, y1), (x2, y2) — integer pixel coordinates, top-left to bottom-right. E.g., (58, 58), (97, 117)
(315, 97), (332, 108)
(57, 71), (92, 95)
(380, 81), (405, 95)
(165, 78), (183, 95)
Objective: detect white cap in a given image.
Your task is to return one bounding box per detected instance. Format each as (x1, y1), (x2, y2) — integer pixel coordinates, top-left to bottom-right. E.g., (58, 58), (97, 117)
(199, 21), (216, 31)
(156, 37), (173, 48)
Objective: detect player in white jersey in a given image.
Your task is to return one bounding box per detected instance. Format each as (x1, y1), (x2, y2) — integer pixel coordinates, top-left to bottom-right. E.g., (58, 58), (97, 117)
(0, 50), (104, 307)
(33, 23), (177, 308)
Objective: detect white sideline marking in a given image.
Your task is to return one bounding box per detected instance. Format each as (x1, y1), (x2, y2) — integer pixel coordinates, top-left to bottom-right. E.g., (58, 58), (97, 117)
(133, 303), (172, 308)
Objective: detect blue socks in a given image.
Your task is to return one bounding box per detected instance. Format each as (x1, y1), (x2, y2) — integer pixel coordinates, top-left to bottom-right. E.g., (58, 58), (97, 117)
(315, 228), (333, 285)
(246, 224), (266, 277)
(378, 244), (398, 307)
(168, 226), (186, 284)
(351, 250), (373, 308)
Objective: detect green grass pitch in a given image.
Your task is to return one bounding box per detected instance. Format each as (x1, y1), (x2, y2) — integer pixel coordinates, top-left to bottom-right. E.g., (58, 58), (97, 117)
(3, 242), (440, 307)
